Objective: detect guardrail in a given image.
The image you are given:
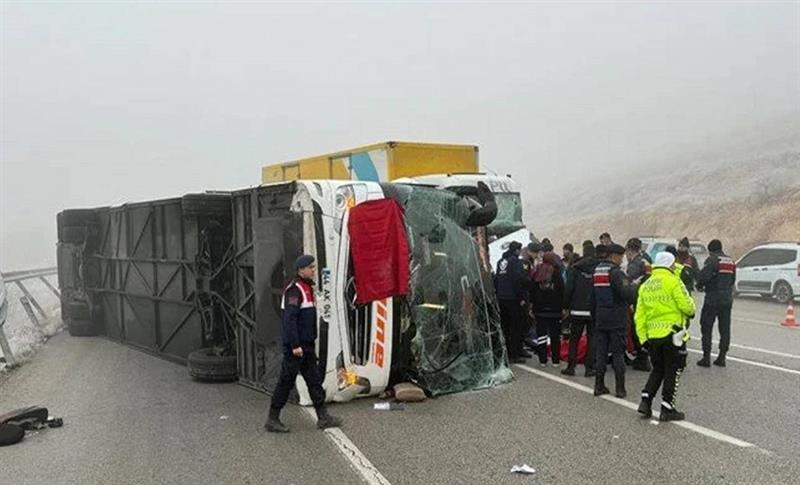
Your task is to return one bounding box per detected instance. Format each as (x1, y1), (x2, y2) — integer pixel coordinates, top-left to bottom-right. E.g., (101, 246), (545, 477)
(1, 267), (59, 368)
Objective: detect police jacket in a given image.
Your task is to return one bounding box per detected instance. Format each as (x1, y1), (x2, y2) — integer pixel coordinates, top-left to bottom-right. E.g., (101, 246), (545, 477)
(495, 251), (528, 302)
(591, 260), (637, 329)
(564, 256), (598, 318)
(634, 267), (696, 344)
(627, 252), (652, 284)
(281, 277), (318, 349)
(697, 251), (736, 306)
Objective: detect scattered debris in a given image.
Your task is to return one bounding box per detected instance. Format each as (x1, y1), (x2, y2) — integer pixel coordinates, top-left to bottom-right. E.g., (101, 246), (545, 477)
(613, 435), (620, 439)
(393, 382), (426, 402)
(219, 415), (229, 420)
(373, 402), (405, 411)
(511, 464), (536, 475)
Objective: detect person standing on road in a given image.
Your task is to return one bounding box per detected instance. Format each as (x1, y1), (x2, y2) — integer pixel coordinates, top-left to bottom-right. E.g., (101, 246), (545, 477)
(531, 252), (565, 367)
(591, 243), (638, 398)
(625, 237), (653, 372)
(496, 241), (530, 364)
(696, 239), (737, 368)
(676, 237), (700, 293)
(562, 243), (599, 377)
(266, 255), (342, 433)
(634, 252), (696, 422)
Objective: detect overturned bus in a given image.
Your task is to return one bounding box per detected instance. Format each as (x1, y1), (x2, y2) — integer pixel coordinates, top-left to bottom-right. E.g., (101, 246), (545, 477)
(56, 180), (513, 404)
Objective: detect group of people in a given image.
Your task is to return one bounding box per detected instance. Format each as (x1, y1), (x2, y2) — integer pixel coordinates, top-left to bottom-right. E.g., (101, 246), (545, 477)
(495, 233), (737, 421)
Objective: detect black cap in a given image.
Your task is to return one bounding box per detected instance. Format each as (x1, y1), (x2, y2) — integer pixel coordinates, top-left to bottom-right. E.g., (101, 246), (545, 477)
(528, 242), (542, 252)
(595, 244), (607, 255)
(542, 242), (554, 252)
(679, 237), (690, 247)
(606, 243), (626, 255)
(295, 254), (315, 270)
(626, 238), (642, 250)
(509, 241), (522, 252)
(708, 239), (723, 252)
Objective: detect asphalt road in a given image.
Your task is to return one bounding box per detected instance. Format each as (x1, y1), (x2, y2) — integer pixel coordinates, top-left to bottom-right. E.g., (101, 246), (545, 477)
(1, 296), (798, 484)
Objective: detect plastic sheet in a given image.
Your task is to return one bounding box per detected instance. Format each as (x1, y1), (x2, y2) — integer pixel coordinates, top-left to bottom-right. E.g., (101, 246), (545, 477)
(389, 184), (513, 396)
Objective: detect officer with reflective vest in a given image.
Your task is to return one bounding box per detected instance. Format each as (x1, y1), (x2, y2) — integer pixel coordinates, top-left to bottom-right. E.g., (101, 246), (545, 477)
(266, 255), (342, 433)
(634, 252), (696, 421)
(696, 239), (737, 368)
(591, 243), (638, 398)
(625, 237), (653, 372)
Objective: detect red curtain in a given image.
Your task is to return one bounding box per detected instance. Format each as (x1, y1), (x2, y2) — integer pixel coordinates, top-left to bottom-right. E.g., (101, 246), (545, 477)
(347, 199), (410, 304)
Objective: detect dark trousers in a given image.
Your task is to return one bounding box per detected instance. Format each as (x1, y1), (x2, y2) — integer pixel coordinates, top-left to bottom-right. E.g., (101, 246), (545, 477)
(642, 338), (687, 407)
(700, 303), (732, 354)
(270, 348), (326, 411)
(567, 317), (594, 369)
(535, 316), (563, 364)
(594, 328), (626, 378)
(499, 299), (525, 358)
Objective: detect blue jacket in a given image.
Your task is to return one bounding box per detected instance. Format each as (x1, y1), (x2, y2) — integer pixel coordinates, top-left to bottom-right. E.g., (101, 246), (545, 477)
(495, 251), (528, 302)
(281, 278), (318, 349)
(591, 260), (637, 330)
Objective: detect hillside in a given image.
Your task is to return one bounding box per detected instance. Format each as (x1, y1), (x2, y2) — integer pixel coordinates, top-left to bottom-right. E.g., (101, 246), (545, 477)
(527, 149), (800, 258)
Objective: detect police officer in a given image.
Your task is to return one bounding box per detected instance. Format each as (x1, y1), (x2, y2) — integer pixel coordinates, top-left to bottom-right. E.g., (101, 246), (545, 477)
(266, 255), (342, 433)
(495, 241), (529, 364)
(634, 252), (696, 422)
(591, 243), (638, 397)
(696, 239), (736, 367)
(625, 237), (653, 372)
(562, 242), (599, 377)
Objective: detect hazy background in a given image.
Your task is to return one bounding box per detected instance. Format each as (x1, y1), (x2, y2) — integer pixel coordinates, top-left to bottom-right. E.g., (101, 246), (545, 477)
(2, 1), (798, 270)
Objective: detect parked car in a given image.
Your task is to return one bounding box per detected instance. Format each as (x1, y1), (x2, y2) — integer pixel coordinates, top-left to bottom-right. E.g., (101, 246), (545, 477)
(639, 237), (676, 261)
(735, 242), (800, 304)
(688, 240), (709, 269)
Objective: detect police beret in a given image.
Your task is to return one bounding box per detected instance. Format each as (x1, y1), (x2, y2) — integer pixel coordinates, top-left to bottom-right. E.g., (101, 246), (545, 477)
(606, 243), (626, 255)
(295, 254), (315, 270)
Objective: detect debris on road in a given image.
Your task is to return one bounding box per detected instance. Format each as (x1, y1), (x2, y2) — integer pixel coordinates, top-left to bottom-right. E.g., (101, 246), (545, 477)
(510, 464), (536, 475)
(393, 382), (426, 402)
(373, 402), (405, 411)
(219, 415), (229, 420)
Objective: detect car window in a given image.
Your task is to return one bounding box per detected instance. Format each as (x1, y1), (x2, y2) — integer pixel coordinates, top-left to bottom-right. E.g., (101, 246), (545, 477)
(738, 249), (771, 268)
(763, 249), (797, 266)
(690, 244), (706, 254)
(651, 243), (668, 254)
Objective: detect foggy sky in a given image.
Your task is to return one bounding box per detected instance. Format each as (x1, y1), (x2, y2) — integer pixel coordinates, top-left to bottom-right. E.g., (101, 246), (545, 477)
(2, 1), (798, 270)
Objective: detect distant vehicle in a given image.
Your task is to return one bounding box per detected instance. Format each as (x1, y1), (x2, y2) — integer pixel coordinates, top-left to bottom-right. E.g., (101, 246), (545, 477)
(688, 240), (709, 268)
(735, 242), (800, 304)
(638, 237), (708, 268)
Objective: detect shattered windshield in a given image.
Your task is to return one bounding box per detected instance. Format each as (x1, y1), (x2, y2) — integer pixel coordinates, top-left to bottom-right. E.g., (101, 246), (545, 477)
(384, 184), (512, 396)
(488, 193), (524, 238)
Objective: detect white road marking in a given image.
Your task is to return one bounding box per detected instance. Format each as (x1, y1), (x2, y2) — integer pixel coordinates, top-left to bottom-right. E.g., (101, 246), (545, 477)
(688, 335), (800, 360)
(515, 364), (757, 449)
(685, 349), (800, 376)
(303, 407), (392, 485)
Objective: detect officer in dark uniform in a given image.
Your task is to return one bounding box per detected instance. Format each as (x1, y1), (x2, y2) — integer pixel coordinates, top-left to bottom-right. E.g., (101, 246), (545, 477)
(625, 237), (653, 372)
(696, 239), (737, 367)
(676, 237), (700, 292)
(591, 243), (638, 397)
(495, 241), (529, 364)
(266, 255), (342, 433)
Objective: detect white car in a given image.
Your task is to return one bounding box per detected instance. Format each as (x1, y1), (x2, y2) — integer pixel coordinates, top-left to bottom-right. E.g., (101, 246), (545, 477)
(735, 242), (800, 304)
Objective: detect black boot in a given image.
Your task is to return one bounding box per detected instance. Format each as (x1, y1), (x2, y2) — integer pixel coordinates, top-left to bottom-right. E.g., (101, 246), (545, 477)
(316, 407), (342, 430)
(713, 352), (726, 367)
(659, 404), (685, 422)
(561, 365), (576, 376)
(632, 352), (652, 372)
(638, 397), (652, 418)
(594, 375), (610, 396)
(697, 353), (711, 367)
(584, 367), (596, 378)
(265, 408), (290, 433)
(614, 371), (627, 399)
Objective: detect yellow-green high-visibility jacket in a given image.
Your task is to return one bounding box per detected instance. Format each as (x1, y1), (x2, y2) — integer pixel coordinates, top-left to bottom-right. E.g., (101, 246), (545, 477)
(634, 267), (696, 344)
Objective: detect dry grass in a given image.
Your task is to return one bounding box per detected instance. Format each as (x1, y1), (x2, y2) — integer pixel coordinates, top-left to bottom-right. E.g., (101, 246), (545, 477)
(539, 188), (800, 258)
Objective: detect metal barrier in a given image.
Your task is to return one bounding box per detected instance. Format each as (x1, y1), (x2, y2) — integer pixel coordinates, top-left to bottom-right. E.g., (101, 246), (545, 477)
(0, 267), (58, 368)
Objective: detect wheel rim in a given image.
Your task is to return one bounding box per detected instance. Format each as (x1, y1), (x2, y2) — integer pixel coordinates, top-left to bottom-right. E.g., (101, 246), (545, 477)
(776, 284), (791, 303)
